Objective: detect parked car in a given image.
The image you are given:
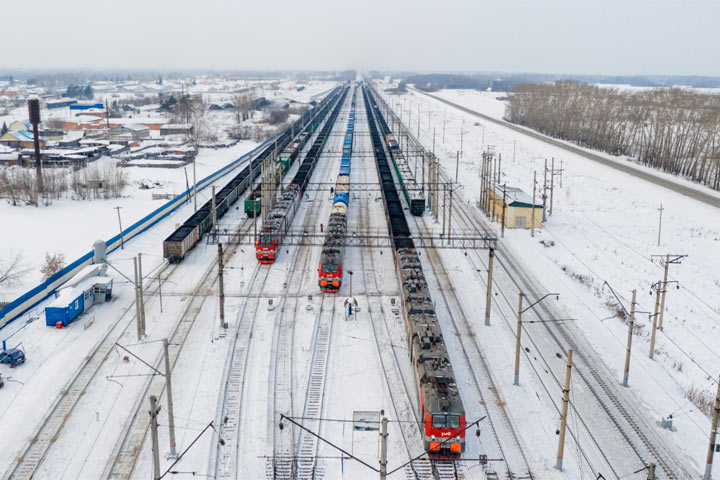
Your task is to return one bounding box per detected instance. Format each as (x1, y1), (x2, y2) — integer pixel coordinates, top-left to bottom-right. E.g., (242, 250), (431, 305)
(0, 349), (25, 368)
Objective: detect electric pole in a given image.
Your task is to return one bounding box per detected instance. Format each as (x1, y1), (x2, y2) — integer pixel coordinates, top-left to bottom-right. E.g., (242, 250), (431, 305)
(163, 339), (177, 459)
(647, 463), (656, 480)
(501, 185), (507, 238)
(193, 158), (197, 212)
(379, 417), (388, 480)
(649, 281), (661, 359)
(531, 170), (537, 237)
(211, 186), (217, 240)
(149, 395), (161, 480)
(659, 254), (670, 330)
(514, 292), (523, 386)
(704, 376), (720, 480)
(622, 289), (636, 387)
(447, 188), (453, 243)
(138, 253), (146, 337)
(485, 248), (494, 326)
(115, 206), (124, 249)
(543, 159), (548, 222)
(218, 243), (225, 329)
(556, 349), (573, 471)
(550, 157), (555, 216)
(455, 151), (459, 183)
(134, 257), (142, 341)
(657, 203), (664, 246)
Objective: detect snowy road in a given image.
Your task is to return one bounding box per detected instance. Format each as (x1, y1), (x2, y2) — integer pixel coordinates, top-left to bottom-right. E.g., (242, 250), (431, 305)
(409, 87), (720, 210)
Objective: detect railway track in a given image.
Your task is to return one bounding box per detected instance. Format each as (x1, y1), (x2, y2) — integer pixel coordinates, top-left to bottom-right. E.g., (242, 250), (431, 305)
(102, 216), (256, 480)
(406, 211), (531, 480)
(2, 258), (179, 480)
(363, 92), (467, 480)
(266, 94), (353, 479)
(211, 261), (270, 479)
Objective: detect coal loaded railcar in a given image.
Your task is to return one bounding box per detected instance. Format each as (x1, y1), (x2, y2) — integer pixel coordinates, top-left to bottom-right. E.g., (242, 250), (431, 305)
(370, 91), (425, 216)
(256, 86), (349, 263)
(163, 87), (342, 263)
(318, 87), (356, 291)
(363, 84), (465, 457)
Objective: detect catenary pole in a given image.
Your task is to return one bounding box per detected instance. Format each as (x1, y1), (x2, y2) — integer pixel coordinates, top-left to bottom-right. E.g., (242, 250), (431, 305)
(379, 417), (388, 480)
(556, 349), (573, 471)
(134, 257), (141, 341)
(650, 281), (661, 359)
(514, 293), (523, 385)
(115, 206), (125, 249)
(485, 248), (494, 326)
(550, 157), (555, 215)
(622, 289), (636, 387)
(703, 376), (720, 480)
(657, 203), (664, 246)
(163, 338), (177, 458)
(658, 254), (670, 330)
(149, 395), (161, 480)
(138, 253), (146, 337)
(531, 170), (537, 237)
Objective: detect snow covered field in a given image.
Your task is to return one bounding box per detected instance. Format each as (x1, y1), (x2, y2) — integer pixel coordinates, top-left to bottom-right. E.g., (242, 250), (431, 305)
(376, 81), (720, 478)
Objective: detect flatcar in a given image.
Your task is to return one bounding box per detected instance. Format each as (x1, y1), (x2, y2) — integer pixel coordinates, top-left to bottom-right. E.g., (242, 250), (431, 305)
(256, 86), (350, 263)
(364, 84), (465, 458)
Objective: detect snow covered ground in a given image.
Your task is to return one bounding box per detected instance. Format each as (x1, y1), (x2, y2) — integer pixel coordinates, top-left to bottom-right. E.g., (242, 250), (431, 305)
(375, 81), (720, 478)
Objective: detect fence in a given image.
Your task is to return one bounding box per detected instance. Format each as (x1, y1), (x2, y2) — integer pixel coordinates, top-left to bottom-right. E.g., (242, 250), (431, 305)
(0, 139), (270, 330)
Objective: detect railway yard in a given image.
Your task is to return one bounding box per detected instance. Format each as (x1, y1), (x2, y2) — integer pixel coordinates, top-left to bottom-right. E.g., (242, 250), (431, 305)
(0, 79), (718, 480)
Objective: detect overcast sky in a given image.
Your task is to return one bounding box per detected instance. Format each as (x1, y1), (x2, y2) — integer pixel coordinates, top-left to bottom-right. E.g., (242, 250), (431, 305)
(3, 0), (719, 76)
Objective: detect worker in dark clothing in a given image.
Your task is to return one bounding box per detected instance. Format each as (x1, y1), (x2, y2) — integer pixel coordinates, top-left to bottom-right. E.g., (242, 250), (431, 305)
(320, 223), (324, 232)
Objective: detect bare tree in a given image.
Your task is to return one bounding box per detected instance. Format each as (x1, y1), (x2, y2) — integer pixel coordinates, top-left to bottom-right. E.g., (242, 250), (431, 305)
(0, 252), (31, 287)
(41, 252), (65, 280)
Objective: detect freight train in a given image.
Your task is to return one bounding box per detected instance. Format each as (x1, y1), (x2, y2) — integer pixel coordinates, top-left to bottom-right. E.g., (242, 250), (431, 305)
(364, 84), (466, 457)
(318, 88), (356, 291)
(371, 93), (425, 216)
(244, 130), (311, 217)
(163, 87), (342, 263)
(256, 86), (350, 263)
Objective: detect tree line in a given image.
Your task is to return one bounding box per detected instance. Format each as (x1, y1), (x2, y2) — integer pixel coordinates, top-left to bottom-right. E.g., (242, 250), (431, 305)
(506, 82), (720, 190)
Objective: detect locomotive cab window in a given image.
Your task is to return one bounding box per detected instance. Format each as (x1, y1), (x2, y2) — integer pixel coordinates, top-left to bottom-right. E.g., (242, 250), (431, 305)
(432, 415), (446, 428)
(446, 415), (460, 429)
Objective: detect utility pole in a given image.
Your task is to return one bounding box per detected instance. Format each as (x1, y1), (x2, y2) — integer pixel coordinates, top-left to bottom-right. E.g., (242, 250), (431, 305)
(138, 253), (146, 337)
(512, 139), (516, 164)
(703, 376), (720, 480)
(550, 157), (555, 216)
(163, 339), (177, 459)
(149, 395), (161, 480)
(134, 257), (142, 341)
(531, 171), (537, 237)
(485, 248), (494, 326)
(211, 186), (217, 239)
(455, 151), (460, 183)
(501, 185), (507, 238)
(460, 117), (464, 158)
(349, 270), (354, 299)
(543, 159), (548, 222)
(556, 349), (573, 471)
(447, 188), (453, 243)
(379, 416), (388, 480)
(649, 281), (661, 359)
(218, 243), (225, 329)
(647, 463), (656, 480)
(442, 184), (447, 238)
(514, 293), (523, 386)
(659, 254), (670, 330)
(114, 206), (125, 249)
(657, 203), (664, 246)
(622, 289), (636, 387)
(28, 98), (43, 198)
(158, 272), (163, 314)
(193, 159), (197, 212)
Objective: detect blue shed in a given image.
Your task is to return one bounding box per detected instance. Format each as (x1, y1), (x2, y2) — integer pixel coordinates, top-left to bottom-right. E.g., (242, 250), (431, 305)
(45, 275), (113, 327)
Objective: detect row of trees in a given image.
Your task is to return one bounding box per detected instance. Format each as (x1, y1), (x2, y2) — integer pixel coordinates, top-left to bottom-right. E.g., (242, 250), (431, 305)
(506, 82), (720, 190)
(0, 161), (127, 206)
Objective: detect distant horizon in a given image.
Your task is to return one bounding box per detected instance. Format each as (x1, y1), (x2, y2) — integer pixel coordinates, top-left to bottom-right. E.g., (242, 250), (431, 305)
(1, 0), (718, 76)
